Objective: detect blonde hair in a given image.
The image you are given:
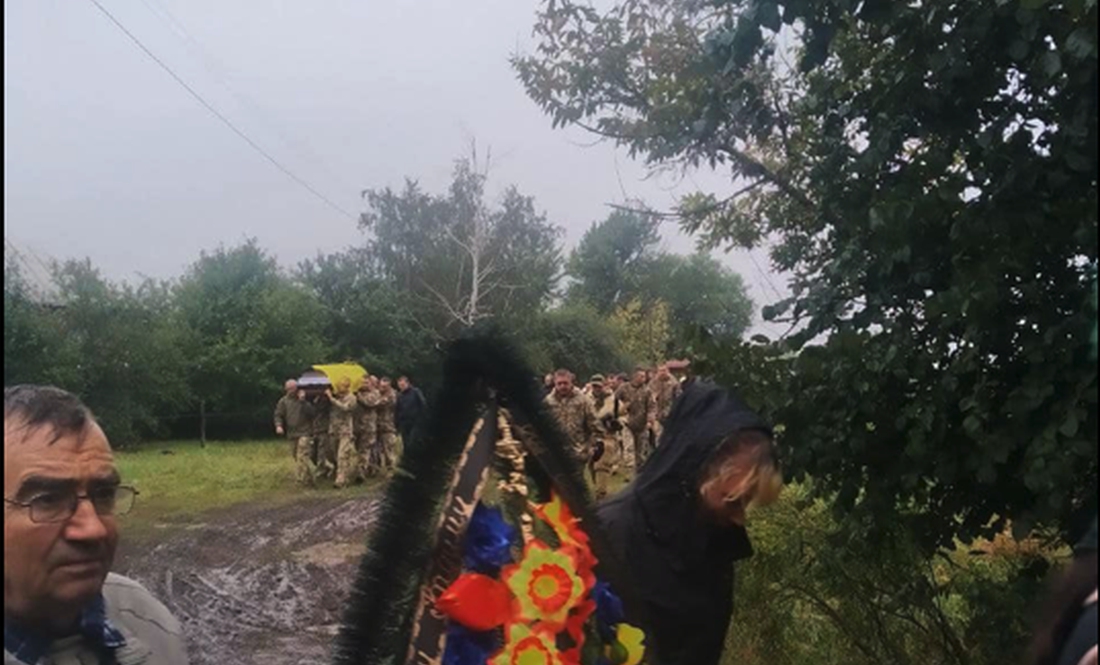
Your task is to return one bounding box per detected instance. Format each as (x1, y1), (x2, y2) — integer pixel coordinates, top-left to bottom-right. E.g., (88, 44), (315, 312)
(699, 429), (783, 508)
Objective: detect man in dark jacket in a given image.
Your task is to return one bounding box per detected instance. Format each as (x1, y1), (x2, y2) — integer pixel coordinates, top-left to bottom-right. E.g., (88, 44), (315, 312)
(598, 379), (781, 665)
(395, 376), (427, 445)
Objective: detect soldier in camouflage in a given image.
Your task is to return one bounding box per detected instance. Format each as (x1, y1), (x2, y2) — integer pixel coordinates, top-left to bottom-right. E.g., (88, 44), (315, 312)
(311, 392), (334, 479)
(376, 377), (399, 473)
(587, 374), (623, 499)
(544, 369), (606, 468)
(615, 368), (655, 470)
(650, 362), (683, 445)
(274, 379), (316, 486)
(328, 377), (359, 488)
(356, 376), (382, 478)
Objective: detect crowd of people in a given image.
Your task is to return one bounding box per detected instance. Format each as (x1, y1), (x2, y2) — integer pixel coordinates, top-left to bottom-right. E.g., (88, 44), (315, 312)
(541, 363), (685, 498)
(273, 374), (427, 489)
(274, 362), (683, 497)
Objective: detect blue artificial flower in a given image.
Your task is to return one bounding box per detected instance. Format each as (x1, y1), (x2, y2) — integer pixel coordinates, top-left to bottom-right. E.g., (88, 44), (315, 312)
(463, 503), (517, 574)
(443, 624), (496, 665)
(593, 581), (626, 641)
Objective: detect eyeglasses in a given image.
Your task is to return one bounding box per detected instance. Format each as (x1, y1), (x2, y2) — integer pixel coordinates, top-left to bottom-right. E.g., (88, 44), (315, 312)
(4, 485), (139, 524)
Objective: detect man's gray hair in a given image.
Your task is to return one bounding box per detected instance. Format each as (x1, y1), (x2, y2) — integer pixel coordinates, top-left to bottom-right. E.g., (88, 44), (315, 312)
(4, 385), (94, 445)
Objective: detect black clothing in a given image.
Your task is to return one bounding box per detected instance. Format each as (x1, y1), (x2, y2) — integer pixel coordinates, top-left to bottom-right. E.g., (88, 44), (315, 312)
(396, 386), (427, 441)
(1057, 517), (1098, 665)
(598, 380), (772, 665)
(1058, 601), (1097, 665)
(1074, 517), (1097, 556)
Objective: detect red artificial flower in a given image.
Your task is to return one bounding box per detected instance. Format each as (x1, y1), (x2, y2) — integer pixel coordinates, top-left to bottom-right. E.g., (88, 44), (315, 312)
(490, 623), (566, 665)
(532, 493), (598, 574)
(561, 599), (596, 665)
(437, 572), (517, 632)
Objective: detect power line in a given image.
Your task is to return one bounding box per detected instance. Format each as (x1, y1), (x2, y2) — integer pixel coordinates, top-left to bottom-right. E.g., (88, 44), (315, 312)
(85, 0), (357, 221)
(5, 237), (59, 301)
(134, 0), (359, 197)
(748, 247), (785, 302)
(5, 237), (54, 285)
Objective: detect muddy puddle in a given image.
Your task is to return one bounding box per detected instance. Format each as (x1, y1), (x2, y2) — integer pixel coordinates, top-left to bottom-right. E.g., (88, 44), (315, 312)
(118, 495), (380, 665)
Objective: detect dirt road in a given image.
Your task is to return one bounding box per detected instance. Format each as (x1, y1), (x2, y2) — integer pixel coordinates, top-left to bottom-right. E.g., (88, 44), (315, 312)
(117, 494), (380, 665)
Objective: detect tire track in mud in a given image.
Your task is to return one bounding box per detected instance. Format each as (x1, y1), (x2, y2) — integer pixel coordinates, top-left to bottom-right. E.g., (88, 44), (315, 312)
(118, 494), (381, 665)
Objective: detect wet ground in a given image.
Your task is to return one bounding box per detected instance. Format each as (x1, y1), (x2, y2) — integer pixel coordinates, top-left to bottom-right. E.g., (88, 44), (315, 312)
(117, 494), (380, 665)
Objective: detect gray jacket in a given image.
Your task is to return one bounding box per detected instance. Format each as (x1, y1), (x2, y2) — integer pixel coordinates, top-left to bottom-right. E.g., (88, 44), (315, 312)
(4, 573), (189, 665)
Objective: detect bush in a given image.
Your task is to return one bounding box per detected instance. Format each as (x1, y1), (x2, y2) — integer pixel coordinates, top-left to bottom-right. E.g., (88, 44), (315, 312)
(517, 304), (633, 378)
(724, 483), (1053, 665)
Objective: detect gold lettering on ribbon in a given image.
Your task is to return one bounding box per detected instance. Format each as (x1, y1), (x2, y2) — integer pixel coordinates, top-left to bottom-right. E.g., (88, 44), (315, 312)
(405, 408), (497, 665)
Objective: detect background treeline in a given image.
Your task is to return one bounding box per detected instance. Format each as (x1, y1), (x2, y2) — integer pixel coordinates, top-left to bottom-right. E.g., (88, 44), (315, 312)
(4, 155), (754, 444)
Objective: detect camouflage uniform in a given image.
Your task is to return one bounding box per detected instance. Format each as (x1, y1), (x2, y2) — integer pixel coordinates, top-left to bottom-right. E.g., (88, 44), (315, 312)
(650, 375), (683, 447)
(274, 394), (316, 486)
(330, 391), (358, 488)
(356, 386), (381, 477)
(311, 398), (335, 479)
(589, 389), (621, 499)
(544, 388), (606, 467)
(376, 386), (398, 472)
(615, 382), (654, 470)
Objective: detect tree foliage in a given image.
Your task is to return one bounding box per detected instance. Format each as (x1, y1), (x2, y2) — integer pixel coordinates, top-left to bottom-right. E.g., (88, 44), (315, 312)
(360, 155), (563, 336)
(566, 209), (660, 313)
(609, 297), (672, 366)
(4, 259), (80, 390)
(4, 259), (191, 446)
(517, 0), (1098, 548)
(567, 210), (754, 347)
(518, 304), (632, 379)
(642, 252), (754, 341)
(175, 240), (329, 430)
(52, 261), (192, 445)
(727, 484), (1048, 665)
(296, 248), (438, 382)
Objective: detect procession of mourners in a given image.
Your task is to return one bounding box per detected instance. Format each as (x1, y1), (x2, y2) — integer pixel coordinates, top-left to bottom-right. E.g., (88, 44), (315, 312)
(541, 362), (686, 499)
(273, 370), (413, 489)
(273, 361), (684, 495)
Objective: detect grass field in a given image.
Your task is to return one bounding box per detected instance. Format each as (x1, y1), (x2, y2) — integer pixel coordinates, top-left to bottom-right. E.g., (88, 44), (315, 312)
(114, 439), (379, 536)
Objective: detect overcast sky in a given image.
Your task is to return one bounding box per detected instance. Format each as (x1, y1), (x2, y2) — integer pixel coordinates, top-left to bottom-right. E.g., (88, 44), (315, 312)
(4, 0), (789, 335)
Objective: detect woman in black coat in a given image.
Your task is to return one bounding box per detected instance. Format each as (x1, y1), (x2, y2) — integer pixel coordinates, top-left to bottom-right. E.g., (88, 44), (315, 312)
(598, 379), (782, 665)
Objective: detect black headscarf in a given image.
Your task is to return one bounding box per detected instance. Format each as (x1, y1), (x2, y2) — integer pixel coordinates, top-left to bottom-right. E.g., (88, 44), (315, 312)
(598, 379), (773, 665)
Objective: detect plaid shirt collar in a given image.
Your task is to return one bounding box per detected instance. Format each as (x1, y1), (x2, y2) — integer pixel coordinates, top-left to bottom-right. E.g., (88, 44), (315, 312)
(5, 594), (127, 665)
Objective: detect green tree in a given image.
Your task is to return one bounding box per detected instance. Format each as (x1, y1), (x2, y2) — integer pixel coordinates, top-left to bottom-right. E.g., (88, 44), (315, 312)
(296, 248), (438, 383)
(565, 209), (660, 313)
(642, 252), (754, 342)
(567, 211), (754, 347)
(175, 240), (328, 436)
(61, 262), (193, 445)
(361, 154), (563, 337)
(3, 259), (81, 390)
(3, 259), (192, 446)
(725, 484), (1046, 665)
(517, 0), (1098, 549)
(609, 297), (672, 366)
(520, 304), (632, 379)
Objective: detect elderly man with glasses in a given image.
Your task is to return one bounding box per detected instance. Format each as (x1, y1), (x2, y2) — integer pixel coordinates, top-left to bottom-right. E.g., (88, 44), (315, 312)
(4, 385), (189, 665)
